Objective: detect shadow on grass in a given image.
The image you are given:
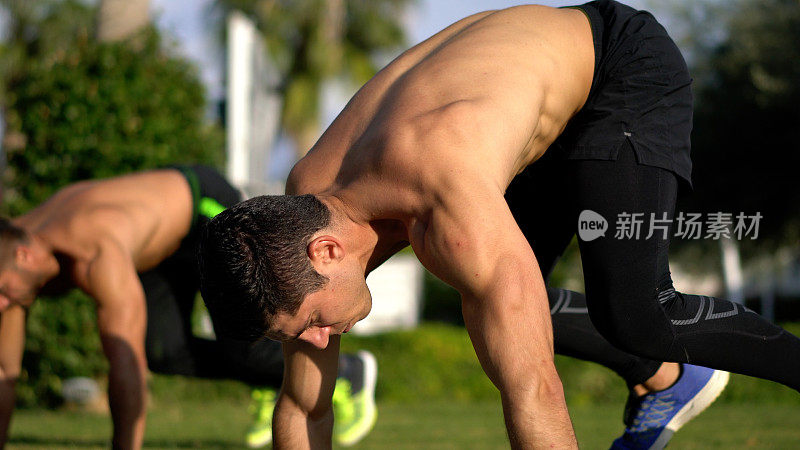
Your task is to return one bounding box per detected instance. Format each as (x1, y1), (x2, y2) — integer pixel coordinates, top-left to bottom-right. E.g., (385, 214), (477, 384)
(9, 436), (241, 449)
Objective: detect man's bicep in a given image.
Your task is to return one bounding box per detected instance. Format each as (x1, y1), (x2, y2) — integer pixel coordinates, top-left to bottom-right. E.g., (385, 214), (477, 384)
(280, 336), (341, 417)
(86, 242), (147, 350)
(410, 191), (536, 297)
(412, 194), (555, 386)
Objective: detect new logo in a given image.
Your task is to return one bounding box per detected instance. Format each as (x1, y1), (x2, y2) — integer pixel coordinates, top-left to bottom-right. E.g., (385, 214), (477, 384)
(578, 210), (608, 241)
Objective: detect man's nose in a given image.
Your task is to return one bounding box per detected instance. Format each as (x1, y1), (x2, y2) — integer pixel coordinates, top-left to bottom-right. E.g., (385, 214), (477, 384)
(299, 326), (331, 350)
(0, 295), (9, 312)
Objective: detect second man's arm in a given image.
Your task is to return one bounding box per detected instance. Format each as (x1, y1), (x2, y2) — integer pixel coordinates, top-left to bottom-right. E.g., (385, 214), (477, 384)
(86, 238), (149, 450)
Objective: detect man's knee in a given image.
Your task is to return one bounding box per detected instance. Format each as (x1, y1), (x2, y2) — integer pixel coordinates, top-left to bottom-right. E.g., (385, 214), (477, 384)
(586, 292), (677, 360)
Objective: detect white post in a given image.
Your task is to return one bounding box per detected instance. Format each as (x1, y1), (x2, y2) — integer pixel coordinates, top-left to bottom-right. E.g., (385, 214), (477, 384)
(226, 11), (255, 187)
(720, 235), (745, 304)
(352, 254), (424, 335)
(226, 11), (283, 195)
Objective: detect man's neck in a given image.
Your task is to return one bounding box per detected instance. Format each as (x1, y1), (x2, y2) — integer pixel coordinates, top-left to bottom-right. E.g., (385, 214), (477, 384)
(321, 194), (406, 276)
(27, 234), (65, 293)
(365, 220), (410, 274)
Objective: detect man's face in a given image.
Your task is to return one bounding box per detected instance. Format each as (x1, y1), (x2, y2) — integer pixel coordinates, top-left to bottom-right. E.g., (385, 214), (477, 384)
(267, 271), (373, 350)
(0, 266), (37, 311)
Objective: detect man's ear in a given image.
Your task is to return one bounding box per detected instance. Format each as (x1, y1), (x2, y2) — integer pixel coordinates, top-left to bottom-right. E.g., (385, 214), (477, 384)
(14, 244), (32, 267)
(307, 235), (345, 266)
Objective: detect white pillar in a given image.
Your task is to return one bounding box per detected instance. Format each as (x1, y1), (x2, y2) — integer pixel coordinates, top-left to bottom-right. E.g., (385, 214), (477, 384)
(720, 236), (745, 304)
(226, 11), (283, 194)
(226, 11), (255, 187)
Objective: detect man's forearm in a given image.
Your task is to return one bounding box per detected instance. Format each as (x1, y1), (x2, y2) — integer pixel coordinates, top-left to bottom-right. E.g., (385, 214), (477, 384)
(460, 265), (578, 448)
(273, 395), (333, 450)
(500, 373), (577, 449)
(0, 378), (17, 446)
(0, 306), (27, 447)
(107, 355), (147, 450)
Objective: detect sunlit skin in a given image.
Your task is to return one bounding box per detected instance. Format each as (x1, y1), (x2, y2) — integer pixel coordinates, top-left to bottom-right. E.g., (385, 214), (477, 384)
(266, 231), (374, 350)
(266, 289), (371, 350)
(0, 271), (37, 311)
(0, 238), (60, 312)
(0, 170), (196, 450)
(268, 5), (682, 449)
(271, 6), (596, 449)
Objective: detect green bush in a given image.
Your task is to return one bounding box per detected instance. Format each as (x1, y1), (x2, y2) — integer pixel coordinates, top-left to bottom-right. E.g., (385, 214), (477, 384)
(339, 323), (629, 404)
(2, 29), (223, 215)
(341, 323), (498, 402)
(17, 292), (107, 408)
(2, 2), (224, 406)
(341, 322), (800, 405)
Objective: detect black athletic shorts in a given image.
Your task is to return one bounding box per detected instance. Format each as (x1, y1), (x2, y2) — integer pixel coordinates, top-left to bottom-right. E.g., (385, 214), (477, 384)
(141, 164), (241, 349)
(141, 165), (244, 375)
(168, 164), (242, 263)
(556, 0), (693, 188)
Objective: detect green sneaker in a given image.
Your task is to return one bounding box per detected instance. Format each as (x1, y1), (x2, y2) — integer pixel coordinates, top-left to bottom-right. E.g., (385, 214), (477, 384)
(333, 350), (378, 447)
(245, 388), (276, 448)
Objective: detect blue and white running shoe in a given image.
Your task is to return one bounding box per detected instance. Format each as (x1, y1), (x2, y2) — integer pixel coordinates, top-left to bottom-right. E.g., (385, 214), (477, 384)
(610, 364), (729, 450)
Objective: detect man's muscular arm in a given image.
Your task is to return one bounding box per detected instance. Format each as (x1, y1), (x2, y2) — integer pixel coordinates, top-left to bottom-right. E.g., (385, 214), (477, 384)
(273, 336), (340, 450)
(85, 238), (148, 450)
(0, 306), (26, 446)
(409, 184), (577, 449)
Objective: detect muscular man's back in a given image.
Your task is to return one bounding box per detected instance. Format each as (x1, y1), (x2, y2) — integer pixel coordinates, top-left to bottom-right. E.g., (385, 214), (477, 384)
(289, 5), (594, 207)
(17, 170), (193, 273)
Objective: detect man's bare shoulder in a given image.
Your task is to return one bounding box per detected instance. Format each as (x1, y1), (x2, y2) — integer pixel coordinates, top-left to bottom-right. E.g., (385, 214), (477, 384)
(288, 3), (592, 215)
(356, 4), (593, 187)
(23, 170), (193, 272)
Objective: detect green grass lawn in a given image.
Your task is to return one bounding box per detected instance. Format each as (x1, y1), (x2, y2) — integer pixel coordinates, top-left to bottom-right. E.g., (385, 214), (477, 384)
(8, 399), (800, 449)
(8, 323), (800, 449)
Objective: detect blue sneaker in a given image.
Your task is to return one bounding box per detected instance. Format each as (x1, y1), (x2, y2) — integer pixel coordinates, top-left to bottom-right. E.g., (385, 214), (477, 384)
(611, 364), (729, 450)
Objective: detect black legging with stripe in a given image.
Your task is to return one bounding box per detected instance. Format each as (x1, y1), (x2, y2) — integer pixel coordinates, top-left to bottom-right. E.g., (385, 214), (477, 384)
(507, 144), (800, 390)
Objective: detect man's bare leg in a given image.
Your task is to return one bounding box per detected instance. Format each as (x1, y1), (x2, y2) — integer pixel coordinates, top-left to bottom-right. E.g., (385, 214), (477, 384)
(633, 362), (680, 396)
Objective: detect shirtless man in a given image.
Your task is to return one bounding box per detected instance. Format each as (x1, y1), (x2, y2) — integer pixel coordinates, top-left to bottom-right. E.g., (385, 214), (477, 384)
(0, 166), (377, 449)
(199, 1), (800, 448)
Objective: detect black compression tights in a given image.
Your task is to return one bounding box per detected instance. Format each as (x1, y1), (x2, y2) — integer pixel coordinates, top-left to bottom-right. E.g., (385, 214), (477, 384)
(509, 143), (800, 390)
(548, 287), (662, 387)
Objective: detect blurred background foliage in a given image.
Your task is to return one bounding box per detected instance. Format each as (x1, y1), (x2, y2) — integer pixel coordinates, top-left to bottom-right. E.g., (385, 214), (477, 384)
(339, 322), (800, 405)
(213, 0), (411, 155)
(1, 0), (414, 407)
(1, 0), (223, 216)
(685, 0), (800, 254)
(0, 0), (222, 406)
(17, 293), (106, 408)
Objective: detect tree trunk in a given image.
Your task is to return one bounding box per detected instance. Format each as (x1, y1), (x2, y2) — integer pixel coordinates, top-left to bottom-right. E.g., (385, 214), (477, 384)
(292, 122), (321, 159)
(96, 0), (151, 43)
(321, 0), (344, 74)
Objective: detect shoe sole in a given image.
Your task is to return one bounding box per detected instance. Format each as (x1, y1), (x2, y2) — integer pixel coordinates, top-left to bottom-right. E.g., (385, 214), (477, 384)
(338, 350), (379, 447)
(650, 369), (730, 450)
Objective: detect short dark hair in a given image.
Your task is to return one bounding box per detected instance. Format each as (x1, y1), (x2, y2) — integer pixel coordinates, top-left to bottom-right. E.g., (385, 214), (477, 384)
(0, 217), (27, 268)
(198, 194), (331, 342)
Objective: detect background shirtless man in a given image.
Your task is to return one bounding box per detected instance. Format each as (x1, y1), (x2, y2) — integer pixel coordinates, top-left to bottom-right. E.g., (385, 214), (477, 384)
(0, 166), (376, 449)
(200, 1), (800, 448)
